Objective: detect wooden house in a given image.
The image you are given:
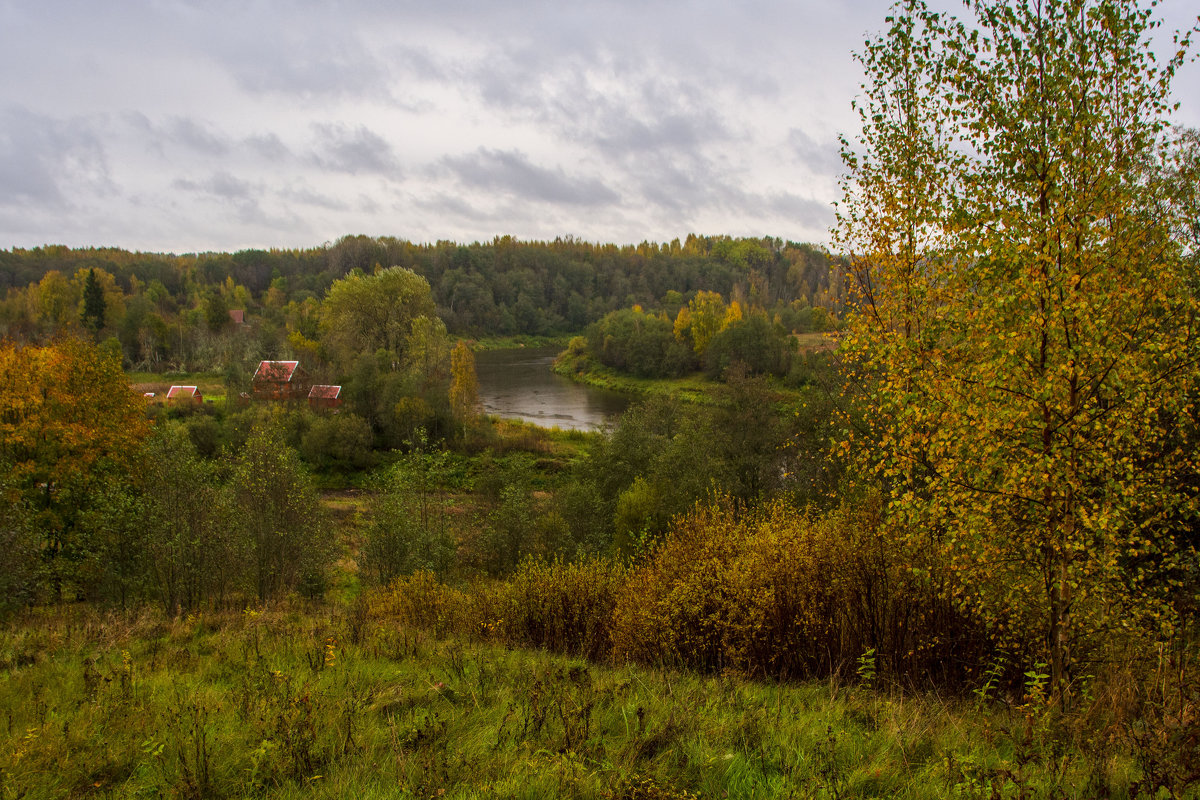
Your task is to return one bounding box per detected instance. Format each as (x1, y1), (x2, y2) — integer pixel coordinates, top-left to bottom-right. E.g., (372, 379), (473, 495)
(252, 360), (309, 400)
(308, 385), (343, 411)
(166, 385), (202, 405)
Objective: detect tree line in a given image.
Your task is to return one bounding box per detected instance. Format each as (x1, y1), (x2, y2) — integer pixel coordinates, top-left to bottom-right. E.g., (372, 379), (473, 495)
(0, 236), (846, 373)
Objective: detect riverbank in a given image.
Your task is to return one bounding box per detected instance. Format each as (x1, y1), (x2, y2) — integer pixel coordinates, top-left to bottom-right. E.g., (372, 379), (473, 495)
(552, 350), (819, 411)
(469, 334), (575, 351)
(551, 330), (840, 408)
(552, 353), (720, 405)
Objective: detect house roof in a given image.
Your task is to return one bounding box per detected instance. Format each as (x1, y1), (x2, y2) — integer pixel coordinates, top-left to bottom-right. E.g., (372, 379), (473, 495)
(166, 385), (199, 399)
(253, 360), (300, 382)
(308, 385), (342, 400)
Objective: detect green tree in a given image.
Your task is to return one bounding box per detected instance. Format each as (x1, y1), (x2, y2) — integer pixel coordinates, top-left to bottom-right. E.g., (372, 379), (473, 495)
(319, 265), (437, 368)
(363, 432), (456, 584)
(140, 427), (238, 612)
(232, 421), (331, 601)
(81, 268), (106, 335)
(0, 337), (150, 598)
(0, 469), (40, 616)
(448, 340), (480, 429)
(838, 0), (1199, 695)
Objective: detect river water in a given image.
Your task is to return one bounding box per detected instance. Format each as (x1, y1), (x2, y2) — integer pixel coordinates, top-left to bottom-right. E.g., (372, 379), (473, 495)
(474, 346), (630, 432)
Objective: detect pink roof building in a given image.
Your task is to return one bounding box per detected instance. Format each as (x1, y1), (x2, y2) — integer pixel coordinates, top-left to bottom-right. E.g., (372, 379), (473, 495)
(252, 360), (309, 400)
(166, 385), (202, 404)
(308, 385), (343, 410)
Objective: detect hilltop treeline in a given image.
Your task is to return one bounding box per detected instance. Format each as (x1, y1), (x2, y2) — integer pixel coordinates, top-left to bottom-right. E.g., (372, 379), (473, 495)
(0, 234), (844, 369)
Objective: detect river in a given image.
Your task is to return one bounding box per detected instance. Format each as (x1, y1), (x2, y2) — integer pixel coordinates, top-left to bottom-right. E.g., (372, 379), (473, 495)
(474, 346), (630, 432)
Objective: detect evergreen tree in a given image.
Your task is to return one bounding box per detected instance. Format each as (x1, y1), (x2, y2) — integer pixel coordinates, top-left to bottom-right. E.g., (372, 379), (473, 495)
(81, 268), (105, 335)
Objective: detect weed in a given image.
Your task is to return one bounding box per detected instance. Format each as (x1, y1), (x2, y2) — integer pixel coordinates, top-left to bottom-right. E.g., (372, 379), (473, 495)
(169, 698), (214, 800)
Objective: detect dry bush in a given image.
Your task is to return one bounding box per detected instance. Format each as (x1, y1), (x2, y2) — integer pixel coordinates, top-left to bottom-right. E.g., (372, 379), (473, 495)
(611, 497), (993, 686)
(491, 556), (625, 661)
(368, 571), (469, 639)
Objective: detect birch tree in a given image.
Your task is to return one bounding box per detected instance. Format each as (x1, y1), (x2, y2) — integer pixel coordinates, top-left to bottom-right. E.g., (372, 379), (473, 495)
(838, 0), (1200, 696)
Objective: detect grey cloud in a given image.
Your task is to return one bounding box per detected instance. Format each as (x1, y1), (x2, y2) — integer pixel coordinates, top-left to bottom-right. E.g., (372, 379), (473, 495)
(413, 192), (512, 225)
(309, 123), (400, 176)
(761, 192), (834, 230)
(173, 171), (255, 201)
(171, 170), (310, 231)
(0, 107), (111, 209)
(787, 128), (843, 178)
(215, 16), (393, 102)
(247, 133), (291, 162)
(358, 194), (381, 215)
(440, 148), (619, 207)
(285, 185), (349, 211)
(230, 49), (390, 100)
(168, 118), (230, 156)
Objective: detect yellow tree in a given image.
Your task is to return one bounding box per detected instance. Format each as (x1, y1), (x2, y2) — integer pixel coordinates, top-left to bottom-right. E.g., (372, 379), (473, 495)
(449, 340), (480, 430)
(675, 290), (727, 356)
(0, 337), (150, 595)
(838, 0), (1200, 695)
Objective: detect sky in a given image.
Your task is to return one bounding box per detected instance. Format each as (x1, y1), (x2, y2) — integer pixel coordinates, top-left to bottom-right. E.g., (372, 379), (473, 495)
(1, 0), (1197, 255)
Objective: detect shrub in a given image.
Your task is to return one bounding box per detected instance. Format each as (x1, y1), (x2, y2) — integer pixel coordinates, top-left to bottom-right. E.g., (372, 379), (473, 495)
(232, 422), (332, 602)
(299, 412), (375, 471)
(0, 494), (40, 616)
(611, 497), (995, 686)
(368, 571), (468, 638)
(492, 557), (626, 661)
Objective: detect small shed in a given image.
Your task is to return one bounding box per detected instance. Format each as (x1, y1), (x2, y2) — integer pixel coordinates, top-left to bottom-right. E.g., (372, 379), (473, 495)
(252, 360), (309, 400)
(166, 385), (202, 405)
(228, 309), (245, 324)
(308, 385), (343, 411)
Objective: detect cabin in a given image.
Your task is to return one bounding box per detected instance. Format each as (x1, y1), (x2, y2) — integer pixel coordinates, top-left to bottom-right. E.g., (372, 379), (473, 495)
(308, 385), (343, 411)
(252, 360), (309, 400)
(228, 309), (245, 325)
(166, 385), (202, 405)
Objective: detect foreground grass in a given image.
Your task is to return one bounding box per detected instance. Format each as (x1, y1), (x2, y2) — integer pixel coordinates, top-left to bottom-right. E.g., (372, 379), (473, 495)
(0, 604), (1142, 799)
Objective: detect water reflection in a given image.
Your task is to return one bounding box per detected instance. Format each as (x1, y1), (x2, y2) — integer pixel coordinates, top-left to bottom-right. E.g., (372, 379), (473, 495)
(474, 346), (630, 432)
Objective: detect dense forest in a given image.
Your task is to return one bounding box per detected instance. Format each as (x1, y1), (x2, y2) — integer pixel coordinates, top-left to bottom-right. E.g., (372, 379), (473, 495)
(0, 235), (845, 372)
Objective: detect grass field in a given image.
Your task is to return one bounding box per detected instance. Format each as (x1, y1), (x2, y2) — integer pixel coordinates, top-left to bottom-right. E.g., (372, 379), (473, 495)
(0, 601), (1145, 800)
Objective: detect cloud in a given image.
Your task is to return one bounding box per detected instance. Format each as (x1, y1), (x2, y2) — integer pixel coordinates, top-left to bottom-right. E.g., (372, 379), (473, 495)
(787, 128), (843, 178)
(439, 148), (619, 206)
(0, 107), (111, 209)
(309, 123), (400, 176)
(227, 45), (391, 101)
(246, 133), (291, 162)
(168, 117), (231, 156)
(173, 171), (256, 201)
(284, 183), (350, 211)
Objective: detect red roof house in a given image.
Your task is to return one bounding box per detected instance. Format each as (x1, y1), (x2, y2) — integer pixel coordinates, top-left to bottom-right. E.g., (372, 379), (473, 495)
(166, 385), (202, 404)
(308, 385), (343, 411)
(252, 360), (309, 400)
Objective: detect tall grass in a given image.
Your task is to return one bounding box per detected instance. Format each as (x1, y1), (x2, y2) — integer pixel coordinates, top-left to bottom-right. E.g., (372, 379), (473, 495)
(0, 602), (1164, 799)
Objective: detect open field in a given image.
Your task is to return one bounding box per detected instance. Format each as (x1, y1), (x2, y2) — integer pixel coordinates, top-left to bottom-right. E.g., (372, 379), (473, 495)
(0, 601), (1153, 800)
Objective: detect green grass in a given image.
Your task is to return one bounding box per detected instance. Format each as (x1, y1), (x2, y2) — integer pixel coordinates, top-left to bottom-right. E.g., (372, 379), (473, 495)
(470, 335), (576, 351)
(127, 371), (228, 406)
(0, 603), (1144, 799)
(551, 358), (815, 411)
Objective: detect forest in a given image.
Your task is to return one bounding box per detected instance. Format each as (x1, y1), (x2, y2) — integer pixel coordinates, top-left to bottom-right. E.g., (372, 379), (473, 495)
(0, 234), (844, 373)
(3, 0), (1200, 797)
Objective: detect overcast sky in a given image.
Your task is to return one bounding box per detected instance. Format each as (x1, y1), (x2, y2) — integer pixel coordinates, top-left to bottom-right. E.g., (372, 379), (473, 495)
(1, 1), (1197, 254)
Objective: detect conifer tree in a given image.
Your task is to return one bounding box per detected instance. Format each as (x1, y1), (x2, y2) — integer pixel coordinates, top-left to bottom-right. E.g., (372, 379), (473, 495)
(81, 268), (105, 335)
